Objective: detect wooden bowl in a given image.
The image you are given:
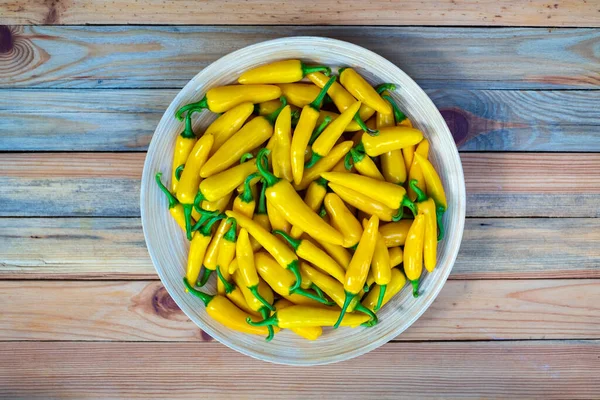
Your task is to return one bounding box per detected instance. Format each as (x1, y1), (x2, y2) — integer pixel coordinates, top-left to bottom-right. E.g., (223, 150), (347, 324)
(141, 37), (466, 365)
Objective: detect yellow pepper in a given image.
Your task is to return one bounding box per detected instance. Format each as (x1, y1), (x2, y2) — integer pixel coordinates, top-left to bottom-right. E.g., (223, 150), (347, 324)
(327, 182), (395, 222)
(344, 143), (385, 181)
(319, 240), (352, 270)
(186, 216), (223, 288)
(273, 299), (322, 340)
(200, 99), (286, 177)
(335, 215), (379, 328)
(155, 173), (191, 232)
(249, 182), (271, 251)
(306, 100), (362, 168)
(183, 278), (273, 337)
(294, 141), (353, 191)
(200, 191), (233, 213)
(176, 85), (282, 118)
(380, 220), (412, 247)
(256, 149), (344, 246)
(248, 305), (370, 329)
(410, 180), (438, 273)
(290, 177), (327, 239)
(377, 94), (406, 184)
(238, 60), (331, 84)
(362, 268), (407, 311)
(404, 214), (425, 297)
(321, 171), (417, 220)
(175, 133), (214, 240)
(308, 72), (376, 129)
(199, 218), (230, 286)
(361, 127), (423, 157)
(266, 197), (291, 234)
(171, 113), (197, 192)
(403, 145), (416, 172)
(414, 152), (447, 211)
(277, 83), (322, 107)
(232, 172), (260, 219)
(226, 210), (302, 291)
(317, 110), (362, 132)
(332, 158), (350, 173)
(407, 139), (430, 201)
(271, 105), (293, 182)
(199, 158), (257, 202)
(362, 219), (391, 311)
(291, 76), (336, 185)
(207, 102), (254, 152)
(389, 246), (403, 267)
(254, 251), (334, 306)
(324, 193), (363, 248)
(274, 230), (346, 283)
(214, 218), (238, 295)
(339, 68), (391, 115)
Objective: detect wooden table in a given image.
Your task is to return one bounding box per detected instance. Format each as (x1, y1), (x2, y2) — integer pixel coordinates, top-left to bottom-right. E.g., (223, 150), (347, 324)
(1, 2), (599, 398)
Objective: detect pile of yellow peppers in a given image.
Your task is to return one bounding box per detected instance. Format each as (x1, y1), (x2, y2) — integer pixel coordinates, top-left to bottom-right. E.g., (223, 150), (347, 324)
(155, 59), (448, 342)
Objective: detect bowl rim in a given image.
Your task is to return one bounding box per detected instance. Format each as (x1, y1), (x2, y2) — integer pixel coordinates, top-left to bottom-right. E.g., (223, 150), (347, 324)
(141, 36), (466, 365)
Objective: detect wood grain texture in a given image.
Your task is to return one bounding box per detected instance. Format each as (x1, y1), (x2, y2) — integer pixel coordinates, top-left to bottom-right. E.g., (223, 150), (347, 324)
(1, 341), (599, 398)
(0, 279), (598, 341)
(1, 26), (599, 89)
(3, 0), (600, 26)
(2, 218), (599, 280)
(2, 89), (599, 151)
(1, 152), (598, 217)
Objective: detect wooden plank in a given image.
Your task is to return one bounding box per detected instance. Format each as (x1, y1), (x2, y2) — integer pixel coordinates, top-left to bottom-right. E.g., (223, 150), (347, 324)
(1, 26), (599, 90)
(1, 152), (598, 217)
(1, 341), (599, 398)
(1, 280), (599, 342)
(2, 218), (599, 280)
(3, 0), (600, 26)
(2, 89), (600, 151)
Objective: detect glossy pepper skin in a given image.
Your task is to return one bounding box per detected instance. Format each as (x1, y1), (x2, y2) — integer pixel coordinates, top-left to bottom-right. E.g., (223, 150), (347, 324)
(207, 102), (254, 152)
(294, 141), (354, 191)
(186, 216), (224, 287)
(171, 113), (197, 192)
(238, 60), (331, 84)
(277, 83), (322, 108)
(291, 76), (337, 185)
(274, 230), (346, 283)
(155, 173), (190, 232)
(254, 252), (334, 306)
(255, 149), (345, 246)
(321, 171), (417, 220)
(247, 305), (370, 329)
(250, 181), (271, 251)
(404, 214), (425, 297)
(344, 143), (385, 181)
(200, 191), (233, 213)
(380, 220), (413, 247)
(198, 218), (231, 288)
(411, 180), (438, 273)
(199, 158), (257, 202)
(215, 218), (238, 295)
(407, 139), (430, 201)
(290, 177), (328, 239)
(317, 110), (362, 132)
(362, 219), (391, 311)
(176, 133), (214, 240)
(225, 210), (302, 292)
(377, 94), (406, 184)
(200, 98), (286, 177)
(183, 278), (274, 337)
(362, 268), (407, 311)
(266, 197), (291, 234)
(233, 172), (260, 219)
(414, 153), (447, 211)
(176, 85), (282, 118)
(361, 127), (423, 157)
(335, 215), (379, 329)
(339, 68), (391, 115)
(271, 105), (293, 182)
(327, 182), (395, 222)
(389, 247), (403, 267)
(324, 193), (363, 248)
(273, 299), (323, 340)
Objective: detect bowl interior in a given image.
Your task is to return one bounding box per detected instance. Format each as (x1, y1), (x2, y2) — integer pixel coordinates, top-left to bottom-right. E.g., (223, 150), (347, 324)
(141, 37), (466, 365)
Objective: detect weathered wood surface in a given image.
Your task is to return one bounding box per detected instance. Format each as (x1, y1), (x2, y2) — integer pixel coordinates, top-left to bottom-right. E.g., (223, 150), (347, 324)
(1, 341), (599, 399)
(2, 89), (599, 151)
(1, 26), (599, 90)
(2, 217), (599, 280)
(3, 0), (600, 26)
(1, 279), (598, 342)
(1, 152), (598, 217)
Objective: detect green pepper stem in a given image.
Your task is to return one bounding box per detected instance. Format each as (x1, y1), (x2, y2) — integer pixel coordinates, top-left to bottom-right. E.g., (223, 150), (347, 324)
(354, 114), (378, 135)
(305, 153), (322, 169)
(246, 314), (278, 327)
(249, 286), (275, 312)
(301, 63), (332, 77)
(192, 211), (223, 234)
(402, 196), (418, 218)
(264, 96), (288, 126)
(256, 179), (268, 215)
(287, 260), (302, 292)
(333, 291), (355, 329)
(192, 190), (206, 214)
(344, 152), (354, 171)
(310, 283), (327, 301)
(319, 206), (327, 218)
(198, 268), (212, 287)
(376, 83), (397, 94)
(381, 94), (406, 123)
(240, 172), (261, 204)
(183, 277), (214, 306)
(291, 110), (301, 127)
(363, 282), (370, 293)
(273, 230), (301, 251)
(293, 287), (335, 306)
(309, 76), (337, 111)
(175, 164), (185, 181)
(374, 284), (387, 311)
(392, 208), (404, 222)
(216, 266), (235, 294)
(179, 112), (197, 139)
(256, 148), (279, 187)
(354, 304), (378, 327)
(338, 67), (348, 76)
(309, 116), (332, 146)
(411, 279), (420, 298)
(155, 173), (178, 209)
(240, 152), (254, 164)
(260, 308), (275, 342)
(315, 177), (328, 188)
(437, 206), (446, 242)
(176, 96), (208, 121)
(410, 179), (428, 203)
(223, 217), (238, 242)
(195, 214), (224, 236)
(183, 204), (194, 241)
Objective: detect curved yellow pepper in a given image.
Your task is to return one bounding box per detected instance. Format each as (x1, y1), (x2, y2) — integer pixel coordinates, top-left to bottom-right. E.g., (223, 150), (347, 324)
(248, 305), (370, 329)
(290, 177), (327, 239)
(249, 183), (271, 252)
(202, 218), (230, 275)
(207, 102), (254, 152)
(171, 113), (197, 192)
(361, 126), (423, 157)
(294, 141), (353, 191)
(317, 110), (362, 132)
(407, 139), (430, 201)
(380, 220), (412, 247)
(362, 219), (391, 311)
(389, 246), (403, 267)
(238, 60), (331, 84)
(155, 173), (191, 232)
(272, 105), (293, 182)
(344, 144), (385, 181)
(414, 152), (448, 211)
(232, 172), (259, 219)
(339, 68), (391, 115)
(328, 182), (395, 222)
(200, 191), (233, 214)
(215, 219), (238, 295)
(266, 197), (291, 234)
(319, 240), (352, 271)
(404, 214), (425, 297)
(273, 299), (322, 340)
(411, 181), (438, 273)
(278, 83), (321, 108)
(186, 216), (223, 287)
(199, 158), (257, 202)
(324, 193), (363, 248)
(403, 145), (416, 174)
(377, 96), (407, 184)
(362, 268), (407, 311)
